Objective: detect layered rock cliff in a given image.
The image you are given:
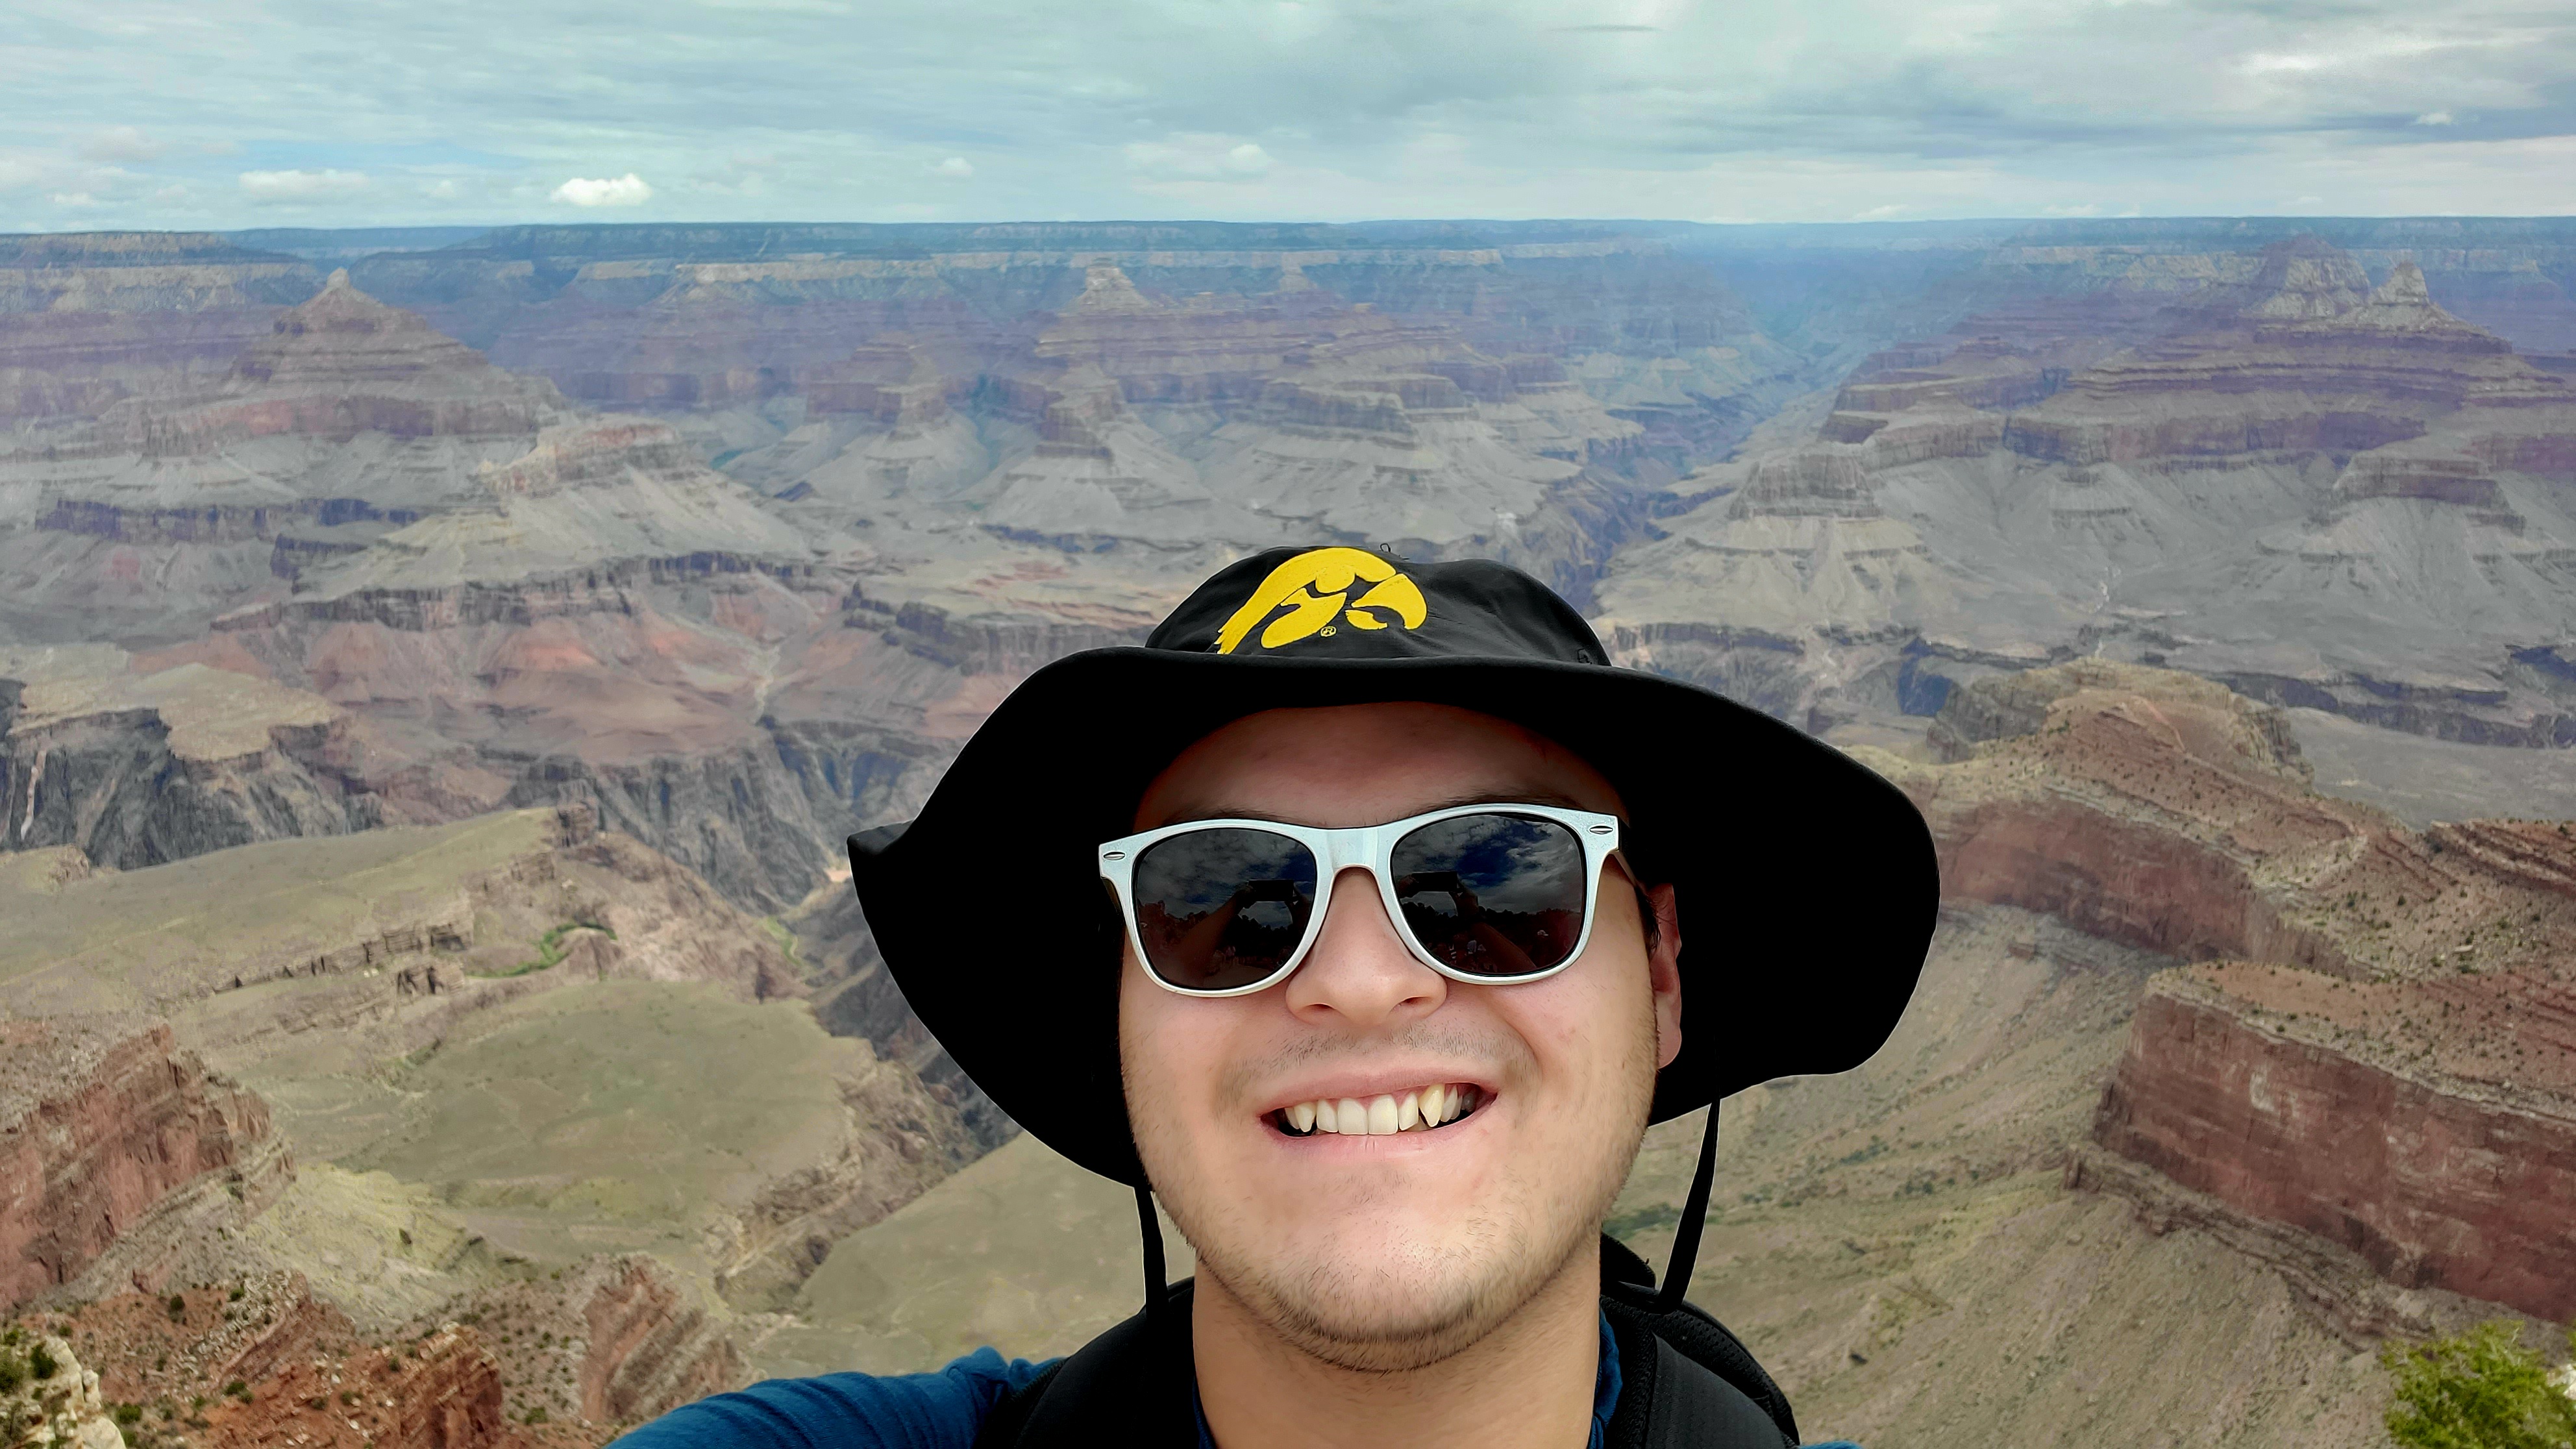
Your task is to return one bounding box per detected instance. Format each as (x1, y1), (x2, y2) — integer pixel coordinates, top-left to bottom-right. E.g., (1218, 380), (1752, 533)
(1860, 662), (2576, 1322)
(0, 232), (321, 428)
(95, 271), (567, 458)
(2095, 967), (2576, 1322)
(1, 1017), (290, 1308)
(2, 655), (377, 869)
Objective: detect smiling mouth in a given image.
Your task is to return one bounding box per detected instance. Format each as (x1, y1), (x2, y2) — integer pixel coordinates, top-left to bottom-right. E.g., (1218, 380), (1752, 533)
(1271, 1083), (1485, 1137)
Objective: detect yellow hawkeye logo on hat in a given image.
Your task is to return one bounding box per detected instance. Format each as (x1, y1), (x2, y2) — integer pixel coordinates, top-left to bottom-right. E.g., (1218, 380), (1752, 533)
(1215, 547), (1429, 654)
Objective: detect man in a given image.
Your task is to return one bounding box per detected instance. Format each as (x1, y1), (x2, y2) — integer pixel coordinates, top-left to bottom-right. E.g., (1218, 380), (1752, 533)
(619, 546), (1936, 1448)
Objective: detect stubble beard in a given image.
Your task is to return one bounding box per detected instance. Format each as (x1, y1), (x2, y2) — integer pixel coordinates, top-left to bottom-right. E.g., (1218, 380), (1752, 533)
(1134, 1013), (1660, 1375)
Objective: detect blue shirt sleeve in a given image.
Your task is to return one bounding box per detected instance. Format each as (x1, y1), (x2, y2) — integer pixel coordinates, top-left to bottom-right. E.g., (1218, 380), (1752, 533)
(611, 1348), (1057, 1449)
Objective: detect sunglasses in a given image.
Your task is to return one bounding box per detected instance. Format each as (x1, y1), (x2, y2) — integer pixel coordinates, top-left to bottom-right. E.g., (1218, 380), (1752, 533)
(1099, 803), (1628, 997)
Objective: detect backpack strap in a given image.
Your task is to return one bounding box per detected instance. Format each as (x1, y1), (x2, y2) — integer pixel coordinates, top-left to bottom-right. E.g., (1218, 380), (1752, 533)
(971, 1359), (1063, 1448)
(1599, 1297), (1795, 1449)
(972, 1282), (1200, 1448)
(1599, 1235), (1800, 1443)
(979, 1250), (1800, 1449)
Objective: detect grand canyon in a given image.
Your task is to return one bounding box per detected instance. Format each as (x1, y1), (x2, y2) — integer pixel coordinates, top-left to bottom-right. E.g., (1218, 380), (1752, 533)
(5, 216), (2572, 1448)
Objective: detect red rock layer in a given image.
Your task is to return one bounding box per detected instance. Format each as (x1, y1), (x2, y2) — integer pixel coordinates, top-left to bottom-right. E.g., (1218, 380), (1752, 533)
(2098, 972), (2576, 1321)
(0, 1019), (288, 1307)
(1880, 662), (2576, 1321)
(575, 1259), (741, 1425)
(1900, 663), (2576, 983)
(191, 1325), (573, 1449)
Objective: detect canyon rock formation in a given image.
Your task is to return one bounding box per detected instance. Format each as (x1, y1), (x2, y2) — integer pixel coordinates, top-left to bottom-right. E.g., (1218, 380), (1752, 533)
(1861, 662), (2576, 1324)
(1602, 235), (2576, 741)
(7, 216), (2576, 1446)
(0, 1330), (125, 1449)
(1, 1017), (290, 1310)
(0, 797), (975, 1400)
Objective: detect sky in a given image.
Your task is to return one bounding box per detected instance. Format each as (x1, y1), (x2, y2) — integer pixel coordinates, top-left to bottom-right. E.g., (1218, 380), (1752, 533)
(5, 0), (2573, 232)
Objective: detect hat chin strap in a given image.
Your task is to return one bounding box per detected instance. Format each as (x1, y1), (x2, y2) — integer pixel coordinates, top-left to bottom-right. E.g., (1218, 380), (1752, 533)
(1135, 1183), (1169, 1320)
(1134, 1184), (1200, 1436)
(1656, 1100), (1723, 1313)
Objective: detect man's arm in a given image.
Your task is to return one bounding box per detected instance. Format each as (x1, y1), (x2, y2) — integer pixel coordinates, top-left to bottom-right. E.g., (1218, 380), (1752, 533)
(611, 1348), (1056, 1449)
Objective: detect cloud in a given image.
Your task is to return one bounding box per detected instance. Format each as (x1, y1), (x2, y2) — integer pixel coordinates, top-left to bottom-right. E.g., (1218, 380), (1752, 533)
(932, 156), (974, 179)
(238, 169), (371, 200)
(80, 127), (162, 163)
(6, 0), (2573, 225)
(1125, 136), (1274, 182)
(551, 173), (654, 206)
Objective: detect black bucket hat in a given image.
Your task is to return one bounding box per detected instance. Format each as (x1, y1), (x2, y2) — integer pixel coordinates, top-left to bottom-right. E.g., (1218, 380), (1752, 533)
(852, 545), (1937, 1198)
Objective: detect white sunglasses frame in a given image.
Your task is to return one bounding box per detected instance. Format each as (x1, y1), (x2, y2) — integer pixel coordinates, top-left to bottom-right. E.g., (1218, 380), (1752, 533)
(1098, 802), (1629, 997)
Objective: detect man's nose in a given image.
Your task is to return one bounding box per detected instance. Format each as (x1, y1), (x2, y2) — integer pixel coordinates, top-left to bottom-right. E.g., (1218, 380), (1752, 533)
(1282, 867), (1448, 1028)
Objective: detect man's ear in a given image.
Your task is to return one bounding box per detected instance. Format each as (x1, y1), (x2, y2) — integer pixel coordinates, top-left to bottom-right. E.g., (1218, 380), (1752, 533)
(1646, 882), (1682, 1070)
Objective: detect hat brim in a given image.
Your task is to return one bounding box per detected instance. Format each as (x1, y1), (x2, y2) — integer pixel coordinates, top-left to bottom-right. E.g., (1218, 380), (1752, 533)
(850, 649), (1938, 1186)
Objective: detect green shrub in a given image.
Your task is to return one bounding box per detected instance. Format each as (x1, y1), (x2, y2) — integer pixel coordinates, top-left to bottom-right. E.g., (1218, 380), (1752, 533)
(113, 1402), (145, 1426)
(2384, 1320), (2576, 1449)
(0, 1352), (21, 1395)
(523, 1407), (549, 1426)
(28, 1344), (56, 1381)
(167, 1294), (187, 1322)
(225, 1380), (249, 1400)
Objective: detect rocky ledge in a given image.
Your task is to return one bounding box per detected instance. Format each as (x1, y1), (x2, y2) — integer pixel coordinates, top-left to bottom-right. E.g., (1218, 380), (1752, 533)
(1, 1017), (291, 1309)
(2094, 964), (2576, 1322)
(2, 655), (375, 871)
(1861, 661), (2576, 1322)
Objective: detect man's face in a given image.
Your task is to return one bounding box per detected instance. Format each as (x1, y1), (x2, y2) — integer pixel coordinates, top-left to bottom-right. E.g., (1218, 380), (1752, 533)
(1120, 701), (1684, 1372)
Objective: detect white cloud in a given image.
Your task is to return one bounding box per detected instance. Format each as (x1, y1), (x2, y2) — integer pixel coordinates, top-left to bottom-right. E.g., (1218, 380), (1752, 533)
(426, 179), (462, 199)
(238, 168), (371, 200)
(7, 0), (2574, 226)
(80, 127), (162, 162)
(51, 192), (101, 208)
(1124, 134), (1276, 182)
(551, 173), (654, 206)
(933, 156), (974, 179)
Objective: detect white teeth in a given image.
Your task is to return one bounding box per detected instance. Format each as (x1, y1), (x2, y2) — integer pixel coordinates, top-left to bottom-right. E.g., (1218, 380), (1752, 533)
(1282, 1083), (1479, 1136)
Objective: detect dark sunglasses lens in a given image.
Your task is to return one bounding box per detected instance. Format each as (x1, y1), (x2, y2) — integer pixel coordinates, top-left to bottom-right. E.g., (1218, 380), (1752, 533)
(1131, 828), (1319, 991)
(1391, 814), (1589, 977)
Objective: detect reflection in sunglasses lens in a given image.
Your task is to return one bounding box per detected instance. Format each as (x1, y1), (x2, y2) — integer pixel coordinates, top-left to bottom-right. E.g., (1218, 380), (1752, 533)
(1133, 828), (1319, 991)
(1391, 814), (1586, 977)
